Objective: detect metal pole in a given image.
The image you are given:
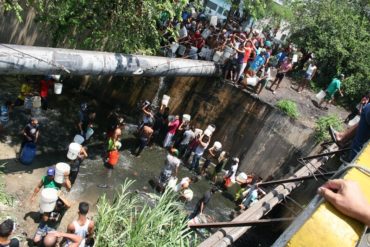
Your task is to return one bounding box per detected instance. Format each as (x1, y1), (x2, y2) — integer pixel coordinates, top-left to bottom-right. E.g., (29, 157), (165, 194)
(189, 218), (295, 229)
(299, 148), (351, 161)
(257, 171), (335, 187)
(0, 43), (219, 77)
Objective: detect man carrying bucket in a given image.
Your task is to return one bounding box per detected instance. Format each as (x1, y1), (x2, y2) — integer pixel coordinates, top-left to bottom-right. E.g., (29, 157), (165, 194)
(18, 118), (39, 156)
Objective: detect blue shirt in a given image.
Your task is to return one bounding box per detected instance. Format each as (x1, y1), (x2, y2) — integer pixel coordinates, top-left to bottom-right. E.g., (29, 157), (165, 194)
(250, 55), (266, 71)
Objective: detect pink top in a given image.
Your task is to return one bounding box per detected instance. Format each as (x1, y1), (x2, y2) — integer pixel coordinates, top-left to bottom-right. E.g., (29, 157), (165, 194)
(279, 61), (292, 73)
(168, 119), (180, 135)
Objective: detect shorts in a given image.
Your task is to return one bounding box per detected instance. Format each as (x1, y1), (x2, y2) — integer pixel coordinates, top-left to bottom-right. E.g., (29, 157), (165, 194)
(276, 72), (285, 80)
(324, 91), (334, 100)
(35, 223), (55, 238)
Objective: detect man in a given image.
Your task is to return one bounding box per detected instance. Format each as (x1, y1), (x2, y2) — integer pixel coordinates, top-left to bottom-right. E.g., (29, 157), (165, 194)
(211, 151), (229, 183)
(296, 60), (317, 93)
(224, 157), (239, 187)
(39, 76), (55, 110)
(0, 219), (19, 247)
(190, 134), (210, 173)
(269, 57), (293, 94)
(30, 167), (71, 202)
(67, 202), (94, 247)
(177, 125), (195, 157)
(0, 101), (12, 133)
(134, 120), (154, 157)
(318, 74), (345, 109)
(159, 148), (181, 187)
(43, 231), (82, 247)
(19, 118), (39, 155)
(189, 187), (217, 219)
(69, 146), (88, 185)
(163, 115), (180, 148)
(200, 143), (222, 176)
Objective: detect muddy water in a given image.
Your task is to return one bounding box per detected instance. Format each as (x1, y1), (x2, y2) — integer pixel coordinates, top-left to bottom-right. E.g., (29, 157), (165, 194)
(0, 76), (235, 243)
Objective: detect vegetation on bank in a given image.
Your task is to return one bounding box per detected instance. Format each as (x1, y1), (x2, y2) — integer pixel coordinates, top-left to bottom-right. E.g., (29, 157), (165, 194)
(276, 99), (299, 119)
(95, 180), (195, 247)
(315, 115), (344, 143)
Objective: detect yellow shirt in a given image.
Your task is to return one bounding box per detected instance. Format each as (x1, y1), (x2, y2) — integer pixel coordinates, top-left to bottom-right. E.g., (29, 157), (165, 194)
(18, 83), (32, 100)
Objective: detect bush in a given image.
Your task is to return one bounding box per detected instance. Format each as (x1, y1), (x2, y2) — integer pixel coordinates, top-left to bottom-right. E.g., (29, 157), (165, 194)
(315, 115), (344, 143)
(95, 180), (195, 247)
(276, 100), (300, 119)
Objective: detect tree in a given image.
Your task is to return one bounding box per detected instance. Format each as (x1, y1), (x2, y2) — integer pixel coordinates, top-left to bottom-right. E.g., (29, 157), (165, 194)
(290, 0), (370, 105)
(0, 0), (23, 21)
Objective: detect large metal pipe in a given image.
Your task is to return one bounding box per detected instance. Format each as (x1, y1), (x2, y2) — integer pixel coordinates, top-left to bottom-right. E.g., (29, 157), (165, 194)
(0, 44), (219, 77)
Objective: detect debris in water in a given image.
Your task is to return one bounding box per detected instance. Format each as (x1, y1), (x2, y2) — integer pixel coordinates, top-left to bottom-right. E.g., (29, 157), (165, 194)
(97, 184), (113, 189)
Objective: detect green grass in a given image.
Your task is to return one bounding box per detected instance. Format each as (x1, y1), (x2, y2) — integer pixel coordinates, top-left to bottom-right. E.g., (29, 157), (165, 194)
(94, 180), (196, 247)
(0, 163), (13, 207)
(315, 115), (344, 143)
(276, 100), (300, 119)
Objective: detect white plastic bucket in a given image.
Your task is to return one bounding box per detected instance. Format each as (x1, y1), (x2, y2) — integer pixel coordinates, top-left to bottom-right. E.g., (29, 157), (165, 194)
(182, 188), (194, 201)
(51, 75), (61, 81)
(204, 129), (212, 137)
(223, 46), (233, 59)
(213, 51), (223, 62)
(212, 141), (222, 151)
(206, 124), (216, 133)
(67, 142), (81, 160)
(167, 177), (178, 190)
(171, 42), (179, 54)
(55, 162), (71, 184)
(54, 83), (63, 94)
(40, 188), (58, 213)
(73, 134), (85, 144)
(236, 172), (248, 183)
(177, 45), (186, 56)
(182, 114), (191, 123)
(194, 128), (203, 136)
(161, 95), (170, 106)
(348, 115), (360, 126)
(32, 96), (42, 108)
(247, 77), (258, 87)
(316, 90), (326, 100)
(85, 127), (94, 140)
(210, 16), (218, 27)
(292, 54), (298, 63)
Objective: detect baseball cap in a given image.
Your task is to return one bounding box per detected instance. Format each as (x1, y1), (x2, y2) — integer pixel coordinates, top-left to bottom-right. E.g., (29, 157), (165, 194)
(171, 148), (179, 157)
(47, 168), (55, 176)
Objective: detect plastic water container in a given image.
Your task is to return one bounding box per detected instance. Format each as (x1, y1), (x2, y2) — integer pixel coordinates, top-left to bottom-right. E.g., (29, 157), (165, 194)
(73, 134), (85, 144)
(204, 129), (212, 137)
(210, 16), (218, 27)
(179, 27), (188, 39)
(20, 142), (36, 165)
(316, 90), (326, 100)
(194, 128), (203, 136)
(206, 124), (216, 133)
(55, 162), (71, 184)
(177, 45), (186, 56)
(213, 51), (223, 62)
(183, 188), (194, 201)
(40, 188), (58, 213)
(85, 127), (94, 140)
(236, 172), (248, 184)
(201, 29), (211, 39)
(54, 83), (63, 94)
(182, 114), (191, 123)
(212, 141), (222, 151)
(161, 95), (170, 106)
(115, 141), (122, 150)
(292, 54), (298, 63)
(167, 177), (178, 190)
(32, 96), (42, 108)
(51, 75), (61, 81)
(171, 42), (179, 54)
(246, 77), (258, 87)
(223, 46), (233, 59)
(107, 150), (120, 166)
(67, 142), (81, 160)
(24, 97), (32, 110)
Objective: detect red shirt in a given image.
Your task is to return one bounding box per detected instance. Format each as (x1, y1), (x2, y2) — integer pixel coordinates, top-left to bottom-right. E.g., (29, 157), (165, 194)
(40, 79), (51, 97)
(243, 47), (252, 63)
(168, 119), (180, 135)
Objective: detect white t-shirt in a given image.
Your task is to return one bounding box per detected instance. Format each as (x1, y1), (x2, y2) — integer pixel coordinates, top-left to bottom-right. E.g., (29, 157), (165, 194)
(165, 154), (181, 172)
(195, 142), (209, 156)
(181, 129), (195, 145)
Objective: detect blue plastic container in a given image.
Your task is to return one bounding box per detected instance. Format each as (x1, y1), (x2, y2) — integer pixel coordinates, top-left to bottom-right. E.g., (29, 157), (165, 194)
(20, 142), (36, 165)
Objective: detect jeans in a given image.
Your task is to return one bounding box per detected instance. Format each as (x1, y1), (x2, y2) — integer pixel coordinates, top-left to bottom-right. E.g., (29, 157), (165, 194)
(350, 104), (370, 160)
(136, 137), (148, 156)
(191, 153), (202, 171)
(163, 132), (174, 148)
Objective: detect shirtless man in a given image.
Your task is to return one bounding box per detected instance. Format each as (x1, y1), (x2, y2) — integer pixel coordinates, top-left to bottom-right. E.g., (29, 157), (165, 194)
(134, 121), (154, 157)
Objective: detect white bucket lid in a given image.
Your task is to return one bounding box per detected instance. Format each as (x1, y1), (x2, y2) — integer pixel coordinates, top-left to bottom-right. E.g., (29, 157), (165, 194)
(204, 129), (212, 137)
(213, 141), (222, 150)
(41, 188), (58, 202)
(56, 162), (71, 172)
(237, 172), (248, 183)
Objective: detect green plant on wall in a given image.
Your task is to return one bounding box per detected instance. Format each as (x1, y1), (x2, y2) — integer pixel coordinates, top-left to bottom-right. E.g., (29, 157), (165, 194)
(95, 180), (195, 247)
(0, 0), (23, 21)
(315, 114), (344, 143)
(276, 99), (299, 119)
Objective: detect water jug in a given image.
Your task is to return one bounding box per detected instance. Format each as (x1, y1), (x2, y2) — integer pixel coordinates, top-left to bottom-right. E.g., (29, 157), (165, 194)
(107, 150), (120, 166)
(161, 95), (170, 107)
(85, 127), (94, 140)
(20, 142), (36, 165)
(67, 142), (81, 160)
(40, 188), (58, 213)
(54, 83), (63, 94)
(73, 135), (85, 145)
(32, 96), (42, 108)
(55, 163), (71, 184)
